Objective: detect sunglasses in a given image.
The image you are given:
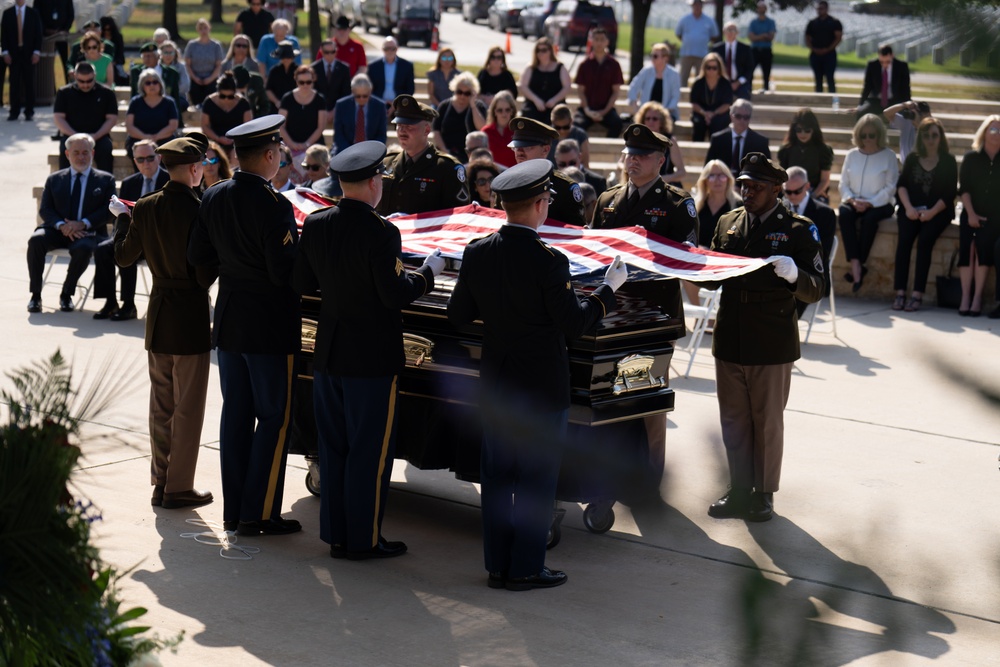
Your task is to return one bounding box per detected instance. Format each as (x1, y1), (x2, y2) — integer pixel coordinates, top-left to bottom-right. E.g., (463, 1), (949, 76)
(732, 113), (751, 120)
(784, 185), (806, 196)
(475, 177), (494, 186)
(354, 94), (370, 100)
(322, 49), (336, 54)
(707, 173), (728, 180)
(490, 54), (504, 60)
(652, 53), (669, 60)
(202, 157), (219, 165)
(921, 131), (940, 139)
(84, 45), (100, 51)
(219, 93), (235, 100)
(134, 155), (158, 164)
(454, 90), (472, 97)
(297, 79), (314, 85)
(303, 164), (324, 172)
(383, 46), (397, 52)
(75, 77), (95, 85)
(860, 132), (876, 140)
(556, 161), (579, 169)
(234, 43), (249, 49)
(704, 65), (719, 71)
(553, 123), (571, 131)
(495, 107), (513, 114)
(794, 126), (813, 133)
(536, 48), (551, 53)
(440, 55), (455, 61)
(279, 160), (291, 168)
(143, 80), (160, 86)
(161, 50), (175, 56)
(644, 115), (662, 122)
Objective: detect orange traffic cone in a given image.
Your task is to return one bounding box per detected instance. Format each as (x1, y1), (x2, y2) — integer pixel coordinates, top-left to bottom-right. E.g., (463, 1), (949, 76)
(431, 27), (439, 52)
(505, 30), (512, 55)
(586, 31), (593, 57)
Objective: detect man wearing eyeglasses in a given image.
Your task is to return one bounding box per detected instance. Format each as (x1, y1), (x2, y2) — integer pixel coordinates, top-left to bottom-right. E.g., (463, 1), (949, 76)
(1, 0), (42, 121)
(783, 165), (835, 316)
(554, 139), (606, 197)
(235, 0), (276, 49)
(368, 37), (414, 113)
(705, 99), (770, 171)
(311, 39), (351, 117)
(53, 62), (118, 173)
(334, 73), (387, 154)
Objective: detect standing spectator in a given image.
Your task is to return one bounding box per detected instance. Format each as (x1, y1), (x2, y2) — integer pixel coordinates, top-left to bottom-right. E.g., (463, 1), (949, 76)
(433, 72), (487, 164)
(201, 71), (253, 158)
(368, 37), (414, 109)
(627, 43), (681, 123)
(634, 101), (686, 185)
(80, 32), (114, 85)
(477, 46), (517, 107)
(712, 22), (754, 101)
(279, 65), (328, 182)
(312, 39), (351, 118)
(99, 16), (127, 85)
(53, 63), (118, 173)
(125, 69), (180, 163)
(554, 139), (606, 196)
(293, 141), (444, 561)
(132, 42), (179, 99)
(159, 41), (189, 103)
(777, 108), (834, 202)
(705, 99), (771, 170)
(748, 1), (776, 93)
(482, 91), (517, 169)
(959, 115), (1000, 318)
(572, 28), (623, 139)
(467, 158), (499, 205)
(334, 73), (387, 154)
(112, 134), (218, 511)
(27, 134), (116, 314)
(265, 41), (299, 112)
(689, 52), (733, 142)
(519, 38), (570, 124)
(235, 0), (275, 49)
(331, 15), (366, 77)
(675, 0), (719, 88)
(838, 114), (898, 292)
(187, 115), (302, 537)
(883, 100), (931, 163)
(256, 18), (300, 77)
(427, 47), (460, 108)
(184, 18), (225, 107)
(222, 35), (259, 79)
(547, 104), (590, 167)
(35, 0), (74, 76)
(857, 45), (911, 118)
(1, 0), (42, 121)
(805, 1), (842, 93)
(705, 154), (825, 522)
(892, 118), (956, 313)
(201, 141), (233, 190)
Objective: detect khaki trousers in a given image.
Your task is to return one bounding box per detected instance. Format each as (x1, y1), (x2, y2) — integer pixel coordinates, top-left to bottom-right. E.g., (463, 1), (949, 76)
(148, 351), (211, 493)
(679, 56), (704, 89)
(715, 359), (792, 493)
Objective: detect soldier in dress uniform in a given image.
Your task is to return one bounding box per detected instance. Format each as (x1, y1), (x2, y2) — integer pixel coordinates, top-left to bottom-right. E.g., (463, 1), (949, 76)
(112, 132), (218, 510)
(591, 123), (698, 494)
(377, 94), (469, 216)
(705, 153), (826, 522)
(187, 115), (302, 536)
(501, 117), (585, 226)
(293, 141), (445, 560)
(448, 159), (627, 591)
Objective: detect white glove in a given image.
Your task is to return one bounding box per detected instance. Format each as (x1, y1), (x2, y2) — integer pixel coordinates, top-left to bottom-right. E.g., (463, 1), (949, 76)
(422, 248), (445, 277)
(108, 195), (129, 218)
(602, 255), (628, 292)
(772, 255), (799, 284)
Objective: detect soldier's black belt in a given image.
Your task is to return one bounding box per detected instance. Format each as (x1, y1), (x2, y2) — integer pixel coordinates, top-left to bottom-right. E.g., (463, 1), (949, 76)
(735, 290), (790, 303)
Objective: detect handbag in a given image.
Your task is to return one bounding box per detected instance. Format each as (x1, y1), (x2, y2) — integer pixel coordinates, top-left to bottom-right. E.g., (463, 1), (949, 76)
(935, 250), (961, 309)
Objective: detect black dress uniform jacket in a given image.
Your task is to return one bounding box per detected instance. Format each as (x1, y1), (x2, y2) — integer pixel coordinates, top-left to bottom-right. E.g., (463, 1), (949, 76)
(709, 203), (826, 366)
(115, 180), (217, 354)
(188, 171), (300, 353)
(493, 170), (585, 227)
(293, 198), (435, 377)
(448, 225), (616, 412)
(377, 144), (470, 216)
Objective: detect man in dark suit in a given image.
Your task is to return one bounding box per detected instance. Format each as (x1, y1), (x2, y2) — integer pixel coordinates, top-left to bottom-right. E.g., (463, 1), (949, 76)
(35, 0), (74, 76)
(27, 133), (116, 313)
(448, 159), (625, 591)
(311, 39), (351, 116)
(705, 99), (771, 170)
(857, 44), (911, 118)
(333, 74), (387, 154)
(783, 165), (836, 316)
(92, 140), (170, 321)
(293, 141), (445, 560)
(367, 37), (415, 112)
(113, 133), (218, 511)
(554, 139), (606, 196)
(188, 115), (302, 537)
(712, 21), (755, 100)
(1, 0), (43, 121)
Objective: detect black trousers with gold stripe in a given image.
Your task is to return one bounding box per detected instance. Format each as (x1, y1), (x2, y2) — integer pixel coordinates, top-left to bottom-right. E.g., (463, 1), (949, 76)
(217, 350), (296, 524)
(314, 371), (399, 553)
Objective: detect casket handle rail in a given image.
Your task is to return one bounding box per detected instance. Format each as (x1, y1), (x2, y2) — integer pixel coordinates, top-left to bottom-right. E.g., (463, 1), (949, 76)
(301, 319), (318, 353)
(404, 333), (435, 367)
(612, 353), (665, 395)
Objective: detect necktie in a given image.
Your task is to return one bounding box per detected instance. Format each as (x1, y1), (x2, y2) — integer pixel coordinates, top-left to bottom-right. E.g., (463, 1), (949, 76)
(326, 63), (333, 83)
(748, 216), (760, 235)
(355, 104), (366, 143)
(731, 134), (742, 171)
(142, 177), (153, 196)
(726, 46), (733, 79)
(880, 67), (889, 108)
(622, 187), (640, 216)
(17, 7), (23, 47)
(70, 172), (82, 221)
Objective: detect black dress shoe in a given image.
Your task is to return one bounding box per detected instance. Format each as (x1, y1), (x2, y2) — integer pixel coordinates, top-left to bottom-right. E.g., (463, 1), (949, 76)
(330, 544), (348, 559)
(151, 484), (164, 506)
(7, 114), (18, 121)
(24, 112), (33, 121)
(110, 304), (137, 321)
(93, 302), (119, 320)
(27, 297), (42, 313)
(161, 489), (214, 509)
(505, 566), (567, 591)
(346, 538), (408, 560)
(237, 517), (302, 536)
(223, 520), (238, 532)
(708, 489), (750, 519)
(487, 571), (507, 589)
(59, 296), (74, 312)
(989, 305), (1000, 319)
(747, 492), (774, 522)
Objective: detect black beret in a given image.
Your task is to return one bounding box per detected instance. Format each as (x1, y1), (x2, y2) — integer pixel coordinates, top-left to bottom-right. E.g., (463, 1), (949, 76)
(391, 94), (437, 124)
(491, 159), (555, 202)
(507, 117), (559, 148)
(621, 123), (671, 155)
(272, 40), (300, 59)
(735, 153), (788, 184)
(139, 42), (158, 54)
(335, 16), (351, 29)
(227, 114), (285, 149)
(329, 141), (387, 182)
(156, 131), (209, 166)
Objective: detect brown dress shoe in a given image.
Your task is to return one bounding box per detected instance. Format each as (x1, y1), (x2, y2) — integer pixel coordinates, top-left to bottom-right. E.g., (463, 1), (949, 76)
(151, 485), (165, 506)
(161, 489), (214, 509)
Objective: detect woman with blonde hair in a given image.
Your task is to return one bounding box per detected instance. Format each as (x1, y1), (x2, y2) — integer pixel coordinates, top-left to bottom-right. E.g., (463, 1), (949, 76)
(222, 34), (259, 76)
(519, 37), (571, 124)
(433, 72), (487, 163)
(959, 114), (1000, 317)
(689, 52), (732, 141)
(636, 100), (686, 185)
(684, 159), (741, 305)
(482, 91), (517, 168)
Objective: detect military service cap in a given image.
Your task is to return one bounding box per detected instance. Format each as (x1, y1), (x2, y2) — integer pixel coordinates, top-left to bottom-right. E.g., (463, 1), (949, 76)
(156, 131), (209, 166)
(507, 117), (559, 148)
(272, 40), (300, 59)
(81, 20), (101, 31)
(391, 94), (438, 124)
(139, 42), (158, 54)
(227, 114), (285, 149)
(329, 141), (387, 182)
(491, 159), (555, 202)
(621, 123), (672, 155)
(735, 153), (788, 184)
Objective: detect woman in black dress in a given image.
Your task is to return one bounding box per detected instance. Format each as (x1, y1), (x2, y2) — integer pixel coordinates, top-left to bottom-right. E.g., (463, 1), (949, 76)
(99, 16), (128, 85)
(278, 65), (327, 184)
(958, 114), (1000, 317)
(125, 69), (179, 167)
(689, 52), (733, 142)
(519, 38), (571, 124)
(477, 46), (517, 107)
(433, 72), (487, 164)
(777, 108), (834, 202)
(201, 71), (252, 159)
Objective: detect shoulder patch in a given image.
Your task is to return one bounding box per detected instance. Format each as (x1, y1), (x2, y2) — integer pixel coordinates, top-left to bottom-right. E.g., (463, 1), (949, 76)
(455, 164), (466, 183)
(686, 199), (697, 218)
(571, 183), (583, 203)
(809, 223), (821, 243)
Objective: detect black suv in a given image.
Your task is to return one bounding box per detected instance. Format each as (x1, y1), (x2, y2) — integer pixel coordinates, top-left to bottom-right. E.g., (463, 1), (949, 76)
(543, 0), (617, 53)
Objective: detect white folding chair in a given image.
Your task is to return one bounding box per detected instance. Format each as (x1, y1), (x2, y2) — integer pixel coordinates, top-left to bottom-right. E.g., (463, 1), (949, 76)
(803, 235), (838, 343)
(41, 249), (94, 310)
(679, 286), (721, 378)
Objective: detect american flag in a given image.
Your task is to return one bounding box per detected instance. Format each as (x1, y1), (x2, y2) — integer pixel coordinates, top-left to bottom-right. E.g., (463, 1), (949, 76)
(286, 189), (774, 283)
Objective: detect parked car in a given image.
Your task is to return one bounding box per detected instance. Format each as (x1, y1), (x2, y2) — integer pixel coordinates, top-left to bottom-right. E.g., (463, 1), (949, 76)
(544, 0), (617, 53)
(442, 0), (463, 11)
(462, 0), (493, 23)
(397, 0), (439, 46)
(520, 0), (558, 39)
(488, 0), (541, 32)
(327, 0), (363, 27)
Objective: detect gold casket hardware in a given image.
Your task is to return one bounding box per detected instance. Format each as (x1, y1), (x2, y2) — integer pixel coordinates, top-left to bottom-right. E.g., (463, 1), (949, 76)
(612, 354), (665, 396)
(301, 319), (318, 353)
(403, 333), (435, 367)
